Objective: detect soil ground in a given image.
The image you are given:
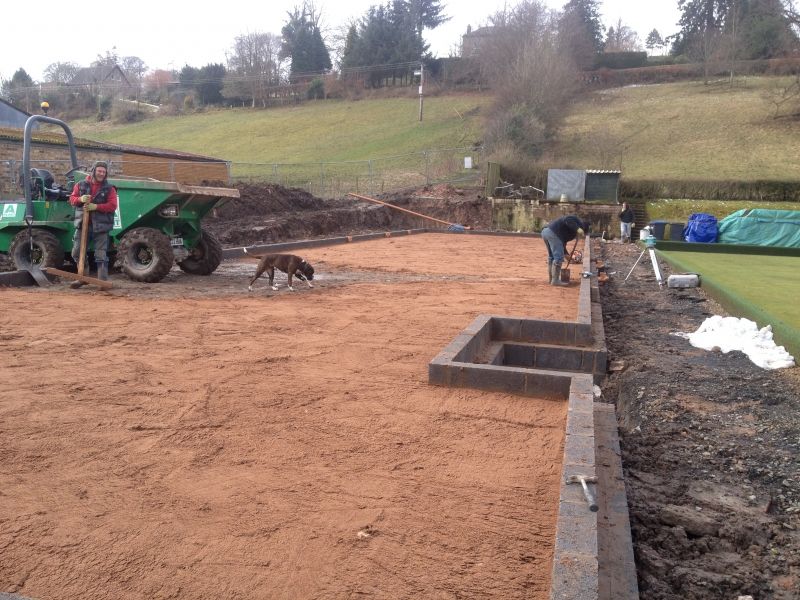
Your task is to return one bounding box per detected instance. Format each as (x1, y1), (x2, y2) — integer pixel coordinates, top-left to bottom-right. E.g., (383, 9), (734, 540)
(597, 239), (800, 600)
(0, 234), (574, 600)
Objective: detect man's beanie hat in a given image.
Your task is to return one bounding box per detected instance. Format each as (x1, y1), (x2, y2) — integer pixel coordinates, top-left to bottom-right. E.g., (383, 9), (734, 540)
(91, 161), (108, 177)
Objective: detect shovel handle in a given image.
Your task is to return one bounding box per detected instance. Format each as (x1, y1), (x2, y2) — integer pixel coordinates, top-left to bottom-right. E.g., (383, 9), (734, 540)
(77, 208), (91, 277)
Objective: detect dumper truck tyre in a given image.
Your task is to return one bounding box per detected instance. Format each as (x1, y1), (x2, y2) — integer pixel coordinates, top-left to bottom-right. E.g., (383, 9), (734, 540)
(178, 229), (222, 275)
(9, 228), (64, 270)
(118, 227), (174, 283)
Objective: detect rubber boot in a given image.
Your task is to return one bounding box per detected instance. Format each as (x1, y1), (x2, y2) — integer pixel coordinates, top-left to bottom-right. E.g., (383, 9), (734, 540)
(97, 261), (109, 281)
(552, 266), (569, 286)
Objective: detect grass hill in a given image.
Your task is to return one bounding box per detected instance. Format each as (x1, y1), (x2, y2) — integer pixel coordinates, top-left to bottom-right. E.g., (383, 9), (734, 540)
(549, 76), (800, 182)
(72, 94), (492, 164)
(70, 77), (800, 185)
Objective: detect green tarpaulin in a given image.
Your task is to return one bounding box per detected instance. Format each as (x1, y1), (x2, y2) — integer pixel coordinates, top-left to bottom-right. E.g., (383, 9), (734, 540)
(717, 209), (800, 248)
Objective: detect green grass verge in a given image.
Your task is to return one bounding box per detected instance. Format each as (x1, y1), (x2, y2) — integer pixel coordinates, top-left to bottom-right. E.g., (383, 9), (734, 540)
(658, 249), (800, 360)
(554, 77), (800, 181)
(70, 94), (491, 163)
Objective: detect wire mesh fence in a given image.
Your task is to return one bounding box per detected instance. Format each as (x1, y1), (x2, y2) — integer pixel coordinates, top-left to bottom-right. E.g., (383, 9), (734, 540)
(2, 147), (483, 201)
(230, 147), (484, 197)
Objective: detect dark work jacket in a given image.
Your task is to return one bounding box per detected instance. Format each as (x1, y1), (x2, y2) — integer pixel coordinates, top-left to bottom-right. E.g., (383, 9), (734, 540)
(71, 178), (117, 233)
(619, 207), (635, 223)
(547, 215), (584, 245)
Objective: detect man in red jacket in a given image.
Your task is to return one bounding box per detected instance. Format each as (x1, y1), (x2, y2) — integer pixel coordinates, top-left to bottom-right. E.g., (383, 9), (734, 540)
(69, 161), (118, 281)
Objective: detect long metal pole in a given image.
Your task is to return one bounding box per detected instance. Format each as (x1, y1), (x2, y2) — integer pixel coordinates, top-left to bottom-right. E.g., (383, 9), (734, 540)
(418, 62), (424, 122)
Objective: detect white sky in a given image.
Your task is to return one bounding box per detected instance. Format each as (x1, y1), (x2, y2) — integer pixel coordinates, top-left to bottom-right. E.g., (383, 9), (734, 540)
(0, 1), (681, 82)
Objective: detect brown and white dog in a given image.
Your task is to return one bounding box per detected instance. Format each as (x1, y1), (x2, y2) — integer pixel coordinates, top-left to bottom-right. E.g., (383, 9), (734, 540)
(244, 249), (315, 292)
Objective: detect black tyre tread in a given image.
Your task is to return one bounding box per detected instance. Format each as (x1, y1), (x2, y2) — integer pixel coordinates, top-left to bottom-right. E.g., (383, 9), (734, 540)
(177, 229), (223, 275)
(118, 227), (174, 283)
(9, 228), (64, 269)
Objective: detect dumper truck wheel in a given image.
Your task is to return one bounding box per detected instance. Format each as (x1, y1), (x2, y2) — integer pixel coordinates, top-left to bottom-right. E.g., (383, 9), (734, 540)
(118, 227), (174, 283)
(178, 229), (222, 275)
(9, 228), (64, 270)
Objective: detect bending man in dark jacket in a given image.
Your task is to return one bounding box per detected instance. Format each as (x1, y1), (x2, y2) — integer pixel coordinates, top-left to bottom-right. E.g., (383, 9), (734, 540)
(69, 161), (118, 281)
(541, 214), (589, 286)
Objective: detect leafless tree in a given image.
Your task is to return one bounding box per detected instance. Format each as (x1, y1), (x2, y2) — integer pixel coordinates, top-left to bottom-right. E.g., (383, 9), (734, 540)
(478, 1), (578, 157)
(224, 32), (284, 107)
(604, 19), (642, 52)
(43, 62), (79, 84)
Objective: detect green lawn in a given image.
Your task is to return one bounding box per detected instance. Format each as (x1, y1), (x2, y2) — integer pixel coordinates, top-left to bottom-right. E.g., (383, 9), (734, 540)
(70, 94), (491, 163)
(659, 250), (800, 356)
(552, 77), (800, 182)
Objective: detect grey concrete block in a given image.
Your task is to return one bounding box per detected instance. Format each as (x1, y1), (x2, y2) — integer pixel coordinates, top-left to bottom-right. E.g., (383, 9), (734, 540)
(564, 434), (596, 467)
(555, 511), (599, 555)
(569, 375), (595, 398)
(458, 364), (527, 395)
(575, 323), (593, 345)
(566, 410), (595, 436)
(520, 319), (547, 343)
(551, 552), (599, 600)
(464, 314), (493, 336)
(525, 372), (573, 399)
(492, 317), (522, 341)
(503, 343), (535, 367)
(428, 362), (451, 386)
(536, 346), (583, 371)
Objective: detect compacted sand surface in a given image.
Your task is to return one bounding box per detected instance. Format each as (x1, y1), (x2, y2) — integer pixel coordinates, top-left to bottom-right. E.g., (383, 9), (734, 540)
(0, 234), (578, 599)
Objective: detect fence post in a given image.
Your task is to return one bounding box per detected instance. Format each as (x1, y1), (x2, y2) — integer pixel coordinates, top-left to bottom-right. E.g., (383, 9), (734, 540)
(320, 162), (325, 197)
(424, 150), (430, 185)
(368, 160), (373, 195)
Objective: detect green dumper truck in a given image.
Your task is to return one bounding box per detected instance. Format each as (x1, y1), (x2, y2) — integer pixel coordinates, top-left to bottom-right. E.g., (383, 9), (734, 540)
(0, 115), (238, 283)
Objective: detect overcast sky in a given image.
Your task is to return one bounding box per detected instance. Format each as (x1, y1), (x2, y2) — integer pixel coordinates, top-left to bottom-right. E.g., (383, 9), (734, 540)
(0, 1), (682, 82)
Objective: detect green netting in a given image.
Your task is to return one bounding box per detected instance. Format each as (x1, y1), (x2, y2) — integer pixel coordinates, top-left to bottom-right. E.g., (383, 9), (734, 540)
(717, 209), (800, 248)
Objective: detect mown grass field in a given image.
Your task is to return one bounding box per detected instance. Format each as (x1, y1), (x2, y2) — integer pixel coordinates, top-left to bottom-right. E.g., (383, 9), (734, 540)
(551, 77), (800, 182)
(659, 250), (800, 357)
(72, 94), (491, 164)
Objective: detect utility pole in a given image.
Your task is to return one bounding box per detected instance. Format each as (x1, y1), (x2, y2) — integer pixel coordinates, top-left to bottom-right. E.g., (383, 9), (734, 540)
(418, 62), (424, 122)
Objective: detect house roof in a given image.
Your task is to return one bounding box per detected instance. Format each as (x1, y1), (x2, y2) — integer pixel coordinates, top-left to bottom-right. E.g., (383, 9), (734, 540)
(0, 98), (32, 117)
(68, 65), (131, 87)
(463, 26), (495, 38)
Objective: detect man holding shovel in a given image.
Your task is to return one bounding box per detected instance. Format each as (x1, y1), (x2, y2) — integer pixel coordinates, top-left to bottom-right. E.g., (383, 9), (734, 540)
(69, 161), (118, 281)
(541, 214), (589, 286)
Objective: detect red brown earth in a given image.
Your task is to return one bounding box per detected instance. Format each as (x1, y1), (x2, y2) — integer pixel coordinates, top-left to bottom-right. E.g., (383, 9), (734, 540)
(0, 234), (575, 600)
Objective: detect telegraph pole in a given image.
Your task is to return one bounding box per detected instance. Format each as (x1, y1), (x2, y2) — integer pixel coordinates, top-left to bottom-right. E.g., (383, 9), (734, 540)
(418, 62), (424, 122)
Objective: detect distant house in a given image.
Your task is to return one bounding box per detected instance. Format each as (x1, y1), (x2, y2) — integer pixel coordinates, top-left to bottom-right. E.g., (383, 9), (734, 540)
(0, 98), (33, 130)
(461, 25), (496, 58)
(68, 64), (132, 96)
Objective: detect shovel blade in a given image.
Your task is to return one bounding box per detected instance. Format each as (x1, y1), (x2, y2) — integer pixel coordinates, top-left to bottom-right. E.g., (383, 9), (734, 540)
(26, 266), (53, 287)
(42, 267), (113, 289)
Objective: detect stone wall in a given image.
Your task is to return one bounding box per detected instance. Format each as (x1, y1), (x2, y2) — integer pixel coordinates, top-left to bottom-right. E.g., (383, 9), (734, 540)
(491, 199), (625, 239)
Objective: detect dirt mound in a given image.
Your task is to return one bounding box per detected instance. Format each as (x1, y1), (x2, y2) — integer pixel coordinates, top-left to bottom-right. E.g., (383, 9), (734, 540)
(597, 240), (800, 600)
(215, 183), (329, 219)
(204, 183), (492, 247)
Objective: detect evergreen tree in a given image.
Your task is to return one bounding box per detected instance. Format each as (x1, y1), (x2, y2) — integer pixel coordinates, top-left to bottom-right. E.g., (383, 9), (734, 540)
(1, 68), (38, 112)
(562, 0), (604, 51)
(197, 63), (227, 105)
(645, 28), (665, 52)
(281, 4), (332, 77)
(560, 0), (604, 68)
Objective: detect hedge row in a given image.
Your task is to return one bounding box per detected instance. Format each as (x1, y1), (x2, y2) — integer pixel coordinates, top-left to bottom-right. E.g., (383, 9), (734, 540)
(620, 178), (800, 201)
(580, 57), (800, 87)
